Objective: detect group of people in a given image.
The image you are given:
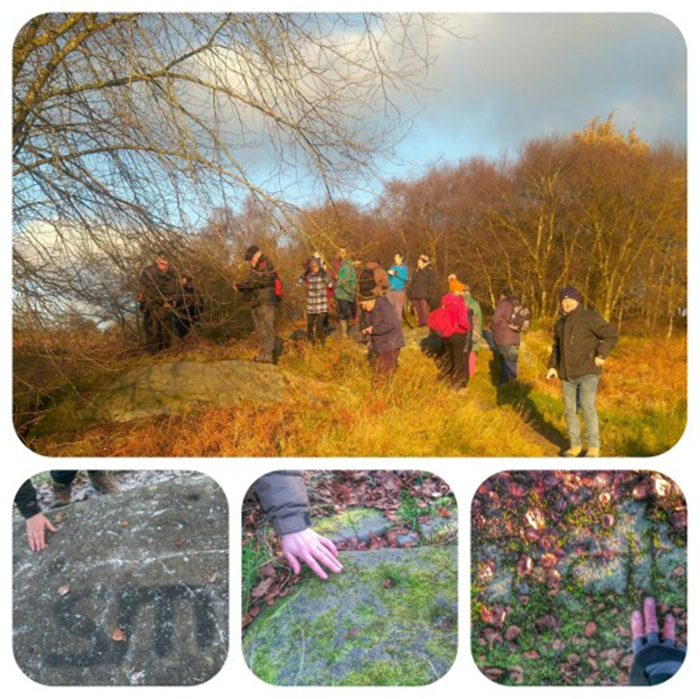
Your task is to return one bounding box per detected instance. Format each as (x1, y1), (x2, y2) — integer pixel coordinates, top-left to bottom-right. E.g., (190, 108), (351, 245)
(139, 244), (620, 457)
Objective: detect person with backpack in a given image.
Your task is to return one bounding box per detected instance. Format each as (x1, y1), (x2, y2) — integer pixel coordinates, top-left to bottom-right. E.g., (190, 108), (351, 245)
(359, 287), (405, 377)
(334, 252), (357, 338)
(298, 257), (332, 344)
(387, 252), (409, 323)
(408, 253), (436, 327)
(490, 287), (529, 384)
(428, 275), (471, 389)
(464, 284), (483, 377)
(233, 245), (282, 364)
(546, 286), (618, 457)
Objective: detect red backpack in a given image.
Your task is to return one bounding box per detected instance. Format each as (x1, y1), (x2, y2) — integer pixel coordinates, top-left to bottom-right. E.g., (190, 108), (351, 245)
(427, 305), (452, 336)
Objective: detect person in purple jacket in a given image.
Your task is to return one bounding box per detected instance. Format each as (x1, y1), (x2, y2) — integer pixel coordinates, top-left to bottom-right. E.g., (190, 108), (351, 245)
(490, 287), (522, 384)
(359, 288), (406, 377)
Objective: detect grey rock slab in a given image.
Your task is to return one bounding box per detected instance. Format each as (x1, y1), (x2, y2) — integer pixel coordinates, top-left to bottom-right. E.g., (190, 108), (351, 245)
(13, 474), (228, 686)
(243, 546), (458, 686)
(95, 359), (354, 423)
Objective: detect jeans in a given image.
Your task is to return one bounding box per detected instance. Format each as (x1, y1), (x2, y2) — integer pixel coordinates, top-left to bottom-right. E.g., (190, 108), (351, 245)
(562, 374), (600, 449)
(496, 344), (519, 384)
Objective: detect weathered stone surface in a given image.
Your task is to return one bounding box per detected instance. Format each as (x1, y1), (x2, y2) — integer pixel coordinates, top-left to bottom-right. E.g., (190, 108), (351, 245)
(95, 359), (353, 423)
(243, 546), (458, 686)
(13, 474), (228, 686)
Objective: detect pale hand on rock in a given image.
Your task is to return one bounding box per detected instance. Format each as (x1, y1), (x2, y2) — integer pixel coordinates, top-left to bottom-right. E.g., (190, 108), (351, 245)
(25, 513), (57, 552)
(281, 528), (343, 580)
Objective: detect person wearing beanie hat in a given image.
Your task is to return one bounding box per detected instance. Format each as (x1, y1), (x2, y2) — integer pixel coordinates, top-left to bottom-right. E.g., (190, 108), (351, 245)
(407, 254), (436, 327)
(547, 286), (619, 457)
(359, 292), (405, 377)
(233, 245), (281, 363)
(430, 275), (471, 389)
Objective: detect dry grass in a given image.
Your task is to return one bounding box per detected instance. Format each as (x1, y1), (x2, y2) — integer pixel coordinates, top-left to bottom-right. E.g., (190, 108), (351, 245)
(17, 326), (686, 458)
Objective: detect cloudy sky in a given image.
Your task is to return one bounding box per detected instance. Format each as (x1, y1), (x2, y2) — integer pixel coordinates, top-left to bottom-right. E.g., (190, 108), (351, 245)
(285, 12), (686, 204)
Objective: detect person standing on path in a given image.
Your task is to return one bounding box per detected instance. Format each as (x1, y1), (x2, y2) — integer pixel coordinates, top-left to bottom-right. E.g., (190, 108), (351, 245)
(359, 288), (405, 378)
(490, 287), (522, 384)
(386, 252), (409, 323)
(233, 245), (281, 363)
(333, 252), (357, 338)
(463, 284), (483, 377)
(407, 254), (436, 327)
(546, 286), (618, 457)
(298, 257), (332, 344)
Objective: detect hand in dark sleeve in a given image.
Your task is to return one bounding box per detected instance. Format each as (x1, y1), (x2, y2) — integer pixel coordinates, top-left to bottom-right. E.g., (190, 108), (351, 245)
(255, 470), (312, 535)
(593, 312), (619, 359)
(15, 480), (41, 519)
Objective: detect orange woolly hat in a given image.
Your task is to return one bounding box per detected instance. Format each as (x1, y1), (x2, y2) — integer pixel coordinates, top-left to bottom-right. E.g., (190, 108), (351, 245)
(448, 274), (466, 293)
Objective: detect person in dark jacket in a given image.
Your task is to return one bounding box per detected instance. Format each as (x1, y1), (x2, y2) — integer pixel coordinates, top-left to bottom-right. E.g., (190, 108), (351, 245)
(359, 289), (406, 377)
(298, 257), (332, 344)
(255, 471), (342, 580)
(233, 245), (281, 363)
(14, 471), (118, 551)
(138, 251), (180, 353)
(436, 275), (471, 389)
(173, 273), (203, 339)
(490, 287), (522, 384)
(408, 254), (436, 327)
(629, 596), (685, 685)
(547, 286), (618, 457)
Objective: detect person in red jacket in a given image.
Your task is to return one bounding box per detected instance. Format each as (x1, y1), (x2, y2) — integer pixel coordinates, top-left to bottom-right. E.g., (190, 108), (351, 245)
(437, 275), (471, 389)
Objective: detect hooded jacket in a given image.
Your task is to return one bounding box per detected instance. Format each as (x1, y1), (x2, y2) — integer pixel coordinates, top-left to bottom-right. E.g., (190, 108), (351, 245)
(491, 296), (521, 347)
(362, 262), (390, 297)
(548, 305), (619, 380)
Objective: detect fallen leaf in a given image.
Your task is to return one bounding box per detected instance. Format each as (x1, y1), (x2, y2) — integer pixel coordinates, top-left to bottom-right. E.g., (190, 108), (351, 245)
(506, 625), (521, 641)
(111, 628), (127, 642)
(251, 577), (274, 599)
(57, 585), (71, 596)
(119, 520), (129, 527)
(383, 578), (396, 589)
(584, 621), (597, 638)
(260, 564), (276, 577)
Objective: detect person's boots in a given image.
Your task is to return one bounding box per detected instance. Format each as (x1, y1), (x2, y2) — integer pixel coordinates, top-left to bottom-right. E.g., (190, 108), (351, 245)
(561, 445), (582, 457)
(52, 481), (72, 508)
(88, 470), (119, 494)
(585, 447), (600, 458)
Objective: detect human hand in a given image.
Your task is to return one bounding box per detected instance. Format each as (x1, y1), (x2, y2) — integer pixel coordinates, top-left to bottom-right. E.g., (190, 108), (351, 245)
(232, 282), (240, 291)
(388, 269), (395, 276)
(546, 368), (558, 381)
(25, 513), (57, 552)
(594, 356), (605, 368)
(280, 528), (343, 580)
(362, 326), (373, 335)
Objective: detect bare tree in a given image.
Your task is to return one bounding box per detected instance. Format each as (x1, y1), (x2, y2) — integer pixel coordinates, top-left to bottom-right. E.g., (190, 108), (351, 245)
(13, 12), (453, 327)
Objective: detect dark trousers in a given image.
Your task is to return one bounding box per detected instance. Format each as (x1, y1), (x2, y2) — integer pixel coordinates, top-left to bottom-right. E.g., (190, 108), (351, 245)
(442, 333), (470, 389)
(373, 348), (401, 376)
(307, 313), (327, 344)
(412, 298), (429, 326)
(496, 343), (519, 384)
(252, 304), (278, 362)
(143, 305), (174, 353)
(337, 298), (354, 321)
